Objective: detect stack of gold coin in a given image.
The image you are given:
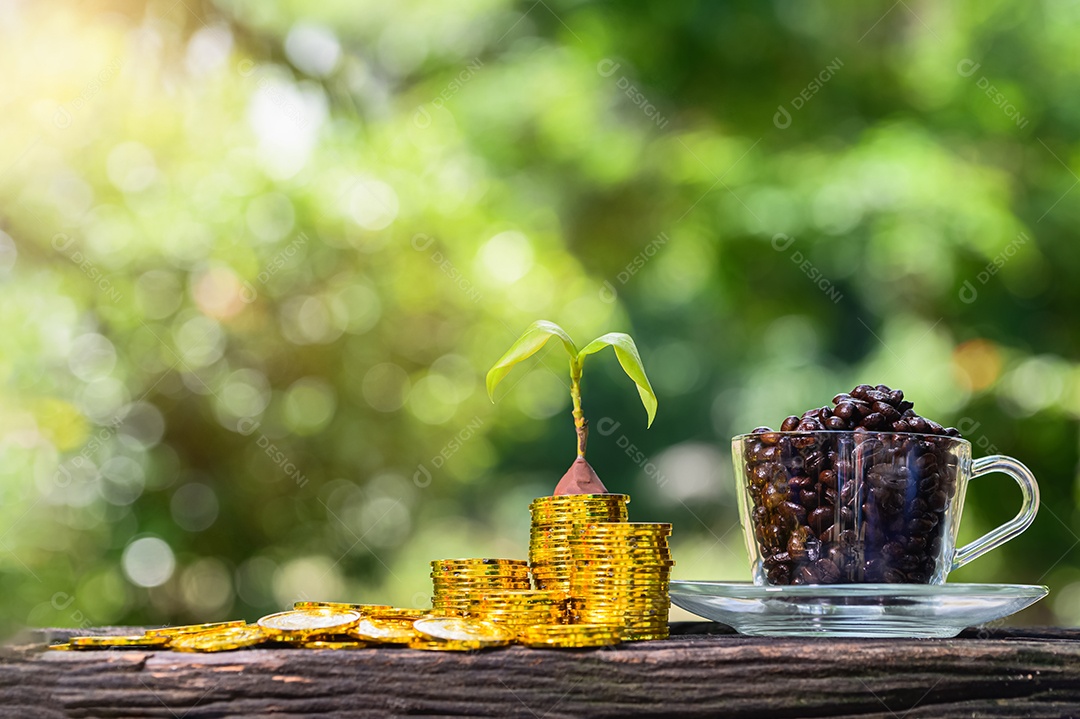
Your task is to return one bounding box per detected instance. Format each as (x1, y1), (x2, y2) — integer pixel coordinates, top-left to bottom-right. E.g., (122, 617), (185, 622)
(467, 589), (567, 633)
(568, 522), (673, 641)
(529, 494), (629, 592)
(430, 558), (531, 615)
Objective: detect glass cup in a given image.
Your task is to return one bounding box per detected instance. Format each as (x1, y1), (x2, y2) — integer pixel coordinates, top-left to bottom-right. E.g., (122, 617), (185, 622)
(732, 430), (1039, 585)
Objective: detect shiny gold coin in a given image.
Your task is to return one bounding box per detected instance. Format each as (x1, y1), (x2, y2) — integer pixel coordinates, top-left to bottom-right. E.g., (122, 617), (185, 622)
(145, 620), (248, 637)
(570, 578), (669, 582)
(432, 573), (530, 579)
(476, 589), (565, 599)
(571, 594), (670, 603)
(348, 617), (419, 644)
(431, 558), (528, 570)
(293, 602), (394, 614)
(571, 543), (671, 551)
(70, 634), (169, 648)
(472, 608), (564, 619)
(170, 625), (269, 653)
(520, 623), (620, 636)
(257, 608), (361, 639)
(518, 624), (622, 648)
(47, 643), (73, 650)
(432, 568), (530, 575)
(299, 640), (368, 649)
(413, 617), (514, 646)
(621, 632), (669, 641)
(578, 528), (671, 538)
(571, 561), (673, 568)
(368, 607), (430, 621)
(407, 638), (487, 652)
(529, 493), (629, 505)
(433, 579), (531, 584)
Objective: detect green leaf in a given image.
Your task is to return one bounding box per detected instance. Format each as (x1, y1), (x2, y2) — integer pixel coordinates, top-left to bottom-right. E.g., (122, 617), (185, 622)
(486, 320), (578, 401)
(577, 333), (658, 427)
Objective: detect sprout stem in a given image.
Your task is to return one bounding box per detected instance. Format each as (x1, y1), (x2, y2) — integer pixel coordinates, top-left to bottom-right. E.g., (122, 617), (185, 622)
(570, 358), (587, 458)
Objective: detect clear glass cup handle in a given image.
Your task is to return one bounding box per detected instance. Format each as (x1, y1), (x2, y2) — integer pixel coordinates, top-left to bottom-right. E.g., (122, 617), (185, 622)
(952, 455), (1040, 571)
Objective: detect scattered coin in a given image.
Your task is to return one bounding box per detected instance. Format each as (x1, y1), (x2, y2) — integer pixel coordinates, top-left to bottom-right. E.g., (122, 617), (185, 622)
(257, 608), (362, 639)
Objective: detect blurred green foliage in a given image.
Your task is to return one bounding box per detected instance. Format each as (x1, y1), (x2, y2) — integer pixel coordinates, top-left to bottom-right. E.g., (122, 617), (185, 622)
(2, 0), (1079, 634)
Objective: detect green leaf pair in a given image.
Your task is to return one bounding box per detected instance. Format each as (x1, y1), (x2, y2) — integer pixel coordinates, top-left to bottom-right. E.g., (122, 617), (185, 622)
(486, 320), (657, 427)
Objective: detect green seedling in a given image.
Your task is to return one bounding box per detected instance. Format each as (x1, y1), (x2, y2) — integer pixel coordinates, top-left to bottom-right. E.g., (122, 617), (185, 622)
(486, 320), (657, 495)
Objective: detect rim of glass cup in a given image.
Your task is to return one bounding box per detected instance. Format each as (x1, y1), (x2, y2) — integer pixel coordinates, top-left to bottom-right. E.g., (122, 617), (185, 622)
(731, 430), (971, 448)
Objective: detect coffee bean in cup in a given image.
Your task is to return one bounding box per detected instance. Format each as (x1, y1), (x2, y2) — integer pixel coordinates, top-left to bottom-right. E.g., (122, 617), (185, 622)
(740, 384), (963, 585)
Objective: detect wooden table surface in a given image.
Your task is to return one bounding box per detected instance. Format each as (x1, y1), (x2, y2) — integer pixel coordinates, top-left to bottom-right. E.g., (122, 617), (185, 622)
(4, 623), (1080, 718)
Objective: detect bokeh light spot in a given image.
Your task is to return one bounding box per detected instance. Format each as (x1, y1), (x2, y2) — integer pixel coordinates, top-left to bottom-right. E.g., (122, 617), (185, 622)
(180, 557), (233, 617)
(170, 482), (220, 532)
(348, 178), (399, 231)
(285, 24), (341, 77)
(476, 231), (533, 284)
(284, 376), (337, 435)
(362, 363), (411, 412)
(122, 536), (176, 588)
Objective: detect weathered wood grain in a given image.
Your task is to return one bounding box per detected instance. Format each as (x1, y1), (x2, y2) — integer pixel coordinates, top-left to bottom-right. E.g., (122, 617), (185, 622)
(1, 624), (1078, 718)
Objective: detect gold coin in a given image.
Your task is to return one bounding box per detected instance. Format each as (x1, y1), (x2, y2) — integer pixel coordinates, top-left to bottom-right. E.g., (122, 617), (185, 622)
(47, 643), (73, 651)
(145, 620), (248, 637)
(413, 617), (514, 646)
(530, 492), (628, 501)
(348, 617), (419, 644)
(476, 589), (565, 600)
(257, 608), (361, 638)
(407, 638), (487, 651)
(368, 607), (430, 621)
(433, 579), (531, 584)
(576, 561), (671, 568)
(431, 566), (531, 573)
(70, 635), (169, 648)
(431, 559), (528, 569)
(518, 625), (622, 648)
(621, 632), (669, 641)
(571, 542), (671, 550)
(170, 625), (270, 653)
(293, 602), (395, 614)
(299, 640), (368, 649)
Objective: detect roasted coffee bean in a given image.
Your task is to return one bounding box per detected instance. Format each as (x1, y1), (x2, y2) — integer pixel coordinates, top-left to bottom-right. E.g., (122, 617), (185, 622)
(787, 525), (817, 560)
(808, 506), (833, 535)
(826, 415), (847, 430)
(818, 469), (838, 489)
(781, 415), (801, 431)
(873, 402), (901, 422)
(862, 412), (886, 429)
(908, 416), (929, 433)
(834, 402), (856, 420)
(779, 500), (807, 526)
(813, 558), (841, 583)
(852, 384), (873, 400)
(767, 563), (792, 584)
(883, 568), (906, 583)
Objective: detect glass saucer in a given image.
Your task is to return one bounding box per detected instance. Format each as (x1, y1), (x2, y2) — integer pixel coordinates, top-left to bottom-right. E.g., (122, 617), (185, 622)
(669, 581), (1048, 638)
